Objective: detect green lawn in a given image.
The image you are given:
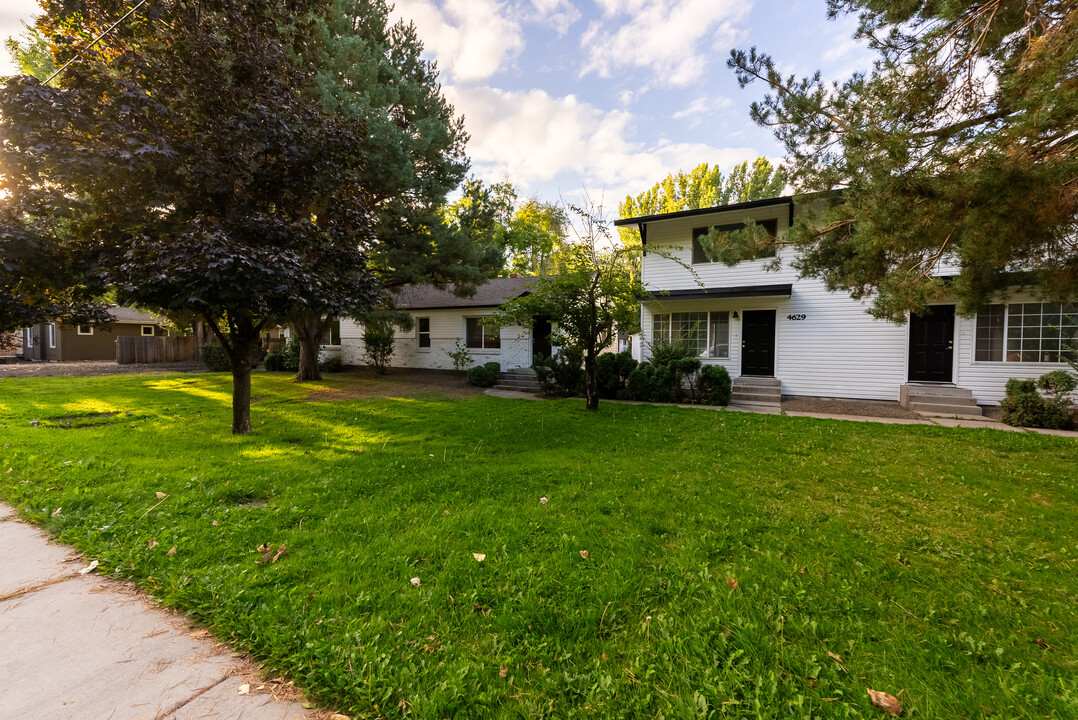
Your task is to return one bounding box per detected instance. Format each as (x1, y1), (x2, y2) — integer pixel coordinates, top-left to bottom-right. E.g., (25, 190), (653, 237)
(2, 372), (1077, 719)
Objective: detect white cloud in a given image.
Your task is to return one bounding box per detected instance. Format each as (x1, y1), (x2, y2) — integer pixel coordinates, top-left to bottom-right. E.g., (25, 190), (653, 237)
(671, 96), (734, 128)
(445, 84), (758, 203)
(527, 0), (581, 36)
(393, 0), (524, 82)
(581, 0), (750, 87)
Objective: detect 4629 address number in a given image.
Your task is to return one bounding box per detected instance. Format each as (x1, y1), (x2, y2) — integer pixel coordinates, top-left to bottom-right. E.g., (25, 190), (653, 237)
(786, 314), (806, 321)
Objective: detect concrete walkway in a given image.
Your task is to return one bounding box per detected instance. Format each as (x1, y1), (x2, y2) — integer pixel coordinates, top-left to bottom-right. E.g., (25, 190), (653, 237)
(484, 389), (1078, 438)
(0, 504), (318, 720)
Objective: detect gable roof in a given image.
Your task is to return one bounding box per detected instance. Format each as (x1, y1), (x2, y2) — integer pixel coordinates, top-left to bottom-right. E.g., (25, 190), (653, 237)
(392, 276), (537, 310)
(109, 306), (166, 324)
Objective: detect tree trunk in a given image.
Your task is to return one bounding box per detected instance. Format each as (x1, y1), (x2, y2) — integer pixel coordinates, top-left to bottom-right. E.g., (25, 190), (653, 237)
(292, 312), (325, 382)
(231, 362), (252, 435)
(584, 348), (599, 411)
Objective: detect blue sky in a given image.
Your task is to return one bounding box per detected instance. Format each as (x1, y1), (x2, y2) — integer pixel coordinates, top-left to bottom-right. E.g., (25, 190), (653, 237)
(2, 0), (871, 208)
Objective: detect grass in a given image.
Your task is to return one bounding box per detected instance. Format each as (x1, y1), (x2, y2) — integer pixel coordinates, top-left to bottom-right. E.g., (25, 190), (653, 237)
(1, 371), (1077, 719)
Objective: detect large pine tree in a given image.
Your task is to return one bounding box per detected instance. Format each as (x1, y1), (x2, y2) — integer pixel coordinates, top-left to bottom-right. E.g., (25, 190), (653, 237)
(728, 1), (1078, 321)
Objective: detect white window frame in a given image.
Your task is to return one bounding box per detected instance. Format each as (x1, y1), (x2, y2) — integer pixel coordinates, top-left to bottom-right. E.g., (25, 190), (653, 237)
(974, 302), (1078, 364)
(77, 325), (94, 336)
(25, 328), (34, 348)
(652, 311), (730, 359)
(141, 325), (155, 337)
(48, 323), (56, 348)
(416, 317), (431, 351)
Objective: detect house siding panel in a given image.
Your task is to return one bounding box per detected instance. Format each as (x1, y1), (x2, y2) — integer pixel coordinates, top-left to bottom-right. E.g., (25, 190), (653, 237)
(340, 309), (532, 371)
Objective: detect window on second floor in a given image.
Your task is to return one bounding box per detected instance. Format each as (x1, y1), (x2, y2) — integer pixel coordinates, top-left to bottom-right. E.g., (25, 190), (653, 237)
(692, 218), (779, 265)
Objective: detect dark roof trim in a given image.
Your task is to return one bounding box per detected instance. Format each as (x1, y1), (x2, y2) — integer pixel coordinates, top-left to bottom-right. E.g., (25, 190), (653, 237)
(614, 195), (794, 227)
(640, 284), (793, 301)
(398, 295), (530, 310)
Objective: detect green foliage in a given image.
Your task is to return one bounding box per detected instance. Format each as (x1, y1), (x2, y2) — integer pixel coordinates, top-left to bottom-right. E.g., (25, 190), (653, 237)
(729, 3), (1078, 320)
(362, 323), (396, 375)
(503, 200), (569, 276)
(1000, 377), (1070, 429)
(596, 351), (638, 399)
(618, 159), (787, 246)
(444, 340), (474, 374)
(699, 364), (733, 406)
(466, 361), (501, 388)
(3, 373), (1078, 718)
(319, 354), (344, 373)
(200, 344), (231, 373)
(533, 348), (584, 397)
(494, 204), (644, 409)
(279, 336), (301, 373)
(263, 352), (286, 372)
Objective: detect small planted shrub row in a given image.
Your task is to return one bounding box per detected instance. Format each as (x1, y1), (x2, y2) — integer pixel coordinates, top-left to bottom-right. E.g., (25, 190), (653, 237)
(1000, 370), (1076, 429)
(533, 349), (585, 397)
(467, 361), (502, 388)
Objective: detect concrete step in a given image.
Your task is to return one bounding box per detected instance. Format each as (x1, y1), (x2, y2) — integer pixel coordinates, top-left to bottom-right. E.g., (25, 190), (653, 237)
(506, 367), (538, 376)
(910, 401), (984, 417)
(734, 376), (781, 388)
(728, 401), (782, 413)
(903, 383), (973, 398)
(493, 384), (540, 393)
(906, 393), (979, 407)
(496, 378), (540, 389)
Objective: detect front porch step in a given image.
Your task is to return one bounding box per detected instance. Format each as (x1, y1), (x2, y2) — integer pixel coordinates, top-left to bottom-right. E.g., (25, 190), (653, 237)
(494, 369), (540, 393)
(731, 376), (781, 409)
(900, 384), (983, 418)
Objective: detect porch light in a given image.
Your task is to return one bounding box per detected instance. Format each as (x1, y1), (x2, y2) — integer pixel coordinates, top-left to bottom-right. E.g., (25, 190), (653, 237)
(732, 311), (740, 320)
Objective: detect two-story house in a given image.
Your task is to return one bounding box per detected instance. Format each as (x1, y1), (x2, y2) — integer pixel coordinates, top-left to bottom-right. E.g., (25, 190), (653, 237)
(616, 195), (1077, 415)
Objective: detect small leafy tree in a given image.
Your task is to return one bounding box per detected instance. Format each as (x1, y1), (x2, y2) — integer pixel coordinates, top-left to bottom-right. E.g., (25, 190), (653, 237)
(357, 310), (413, 375)
(444, 340), (473, 375)
(494, 202), (644, 411)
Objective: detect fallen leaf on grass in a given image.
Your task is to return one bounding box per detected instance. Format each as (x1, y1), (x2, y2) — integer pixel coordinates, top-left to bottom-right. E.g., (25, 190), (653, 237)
(499, 666), (508, 679)
(189, 629), (210, 639)
(726, 578), (739, 590)
(539, 496), (548, 504)
(867, 689), (902, 716)
(272, 543), (287, 563)
(156, 491), (168, 499)
(579, 550), (589, 559)
(237, 684), (250, 695)
(473, 553), (486, 562)
(212, 520), (218, 526)
(257, 543), (271, 553)
(1032, 494), (1051, 507)
(410, 577), (421, 587)
(827, 651), (843, 663)
(148, 537), (158, 549)
(1035, 638), (1052, 649)
(78, 560), (99, 575)
(166, 546), (177, 556)
(51, 507), (62, 517)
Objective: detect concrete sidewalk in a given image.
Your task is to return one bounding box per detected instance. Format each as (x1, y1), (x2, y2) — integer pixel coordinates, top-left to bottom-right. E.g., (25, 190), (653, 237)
(0, 504), (317, 720)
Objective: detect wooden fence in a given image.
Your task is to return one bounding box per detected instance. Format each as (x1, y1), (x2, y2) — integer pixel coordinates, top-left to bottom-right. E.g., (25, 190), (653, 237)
(116, 335), (200, 365)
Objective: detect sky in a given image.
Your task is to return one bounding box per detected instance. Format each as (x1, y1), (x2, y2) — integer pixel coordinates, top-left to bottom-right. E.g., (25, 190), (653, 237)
(0, 0), (872, 209)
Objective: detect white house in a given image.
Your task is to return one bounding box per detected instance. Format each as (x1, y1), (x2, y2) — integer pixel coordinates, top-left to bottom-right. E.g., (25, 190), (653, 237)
(339, 276), (551, 371)
(615, 195), (1077, 412)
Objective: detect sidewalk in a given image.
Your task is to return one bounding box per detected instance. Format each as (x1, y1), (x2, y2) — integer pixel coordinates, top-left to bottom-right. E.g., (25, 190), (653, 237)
(0, 504), (318, 720)
(484, 389), (1078, 438)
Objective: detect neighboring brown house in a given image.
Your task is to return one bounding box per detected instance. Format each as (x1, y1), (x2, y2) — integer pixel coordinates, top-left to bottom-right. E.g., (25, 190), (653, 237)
(19, 307), (167, 362)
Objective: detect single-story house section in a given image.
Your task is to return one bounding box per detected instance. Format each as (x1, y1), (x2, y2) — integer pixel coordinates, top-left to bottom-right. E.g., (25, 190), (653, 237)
(339, 276), (550, 371)
(615, 195), (1077, 412)
(19, 306), (167, 362)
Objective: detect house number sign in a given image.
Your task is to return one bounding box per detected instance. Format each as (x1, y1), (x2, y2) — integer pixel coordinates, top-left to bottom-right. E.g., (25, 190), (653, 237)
(786, 314), (807, 321)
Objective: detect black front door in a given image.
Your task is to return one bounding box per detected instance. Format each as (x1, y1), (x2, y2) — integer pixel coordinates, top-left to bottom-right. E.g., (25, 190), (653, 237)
(741, 310), (776, 376)
(532, 316), (552, 362)
(908, 305), (955, 382)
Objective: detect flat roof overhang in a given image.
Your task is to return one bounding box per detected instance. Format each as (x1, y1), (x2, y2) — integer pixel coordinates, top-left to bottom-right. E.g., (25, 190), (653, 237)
(614, 196), (794, 227)
(640, 284), (793, 301)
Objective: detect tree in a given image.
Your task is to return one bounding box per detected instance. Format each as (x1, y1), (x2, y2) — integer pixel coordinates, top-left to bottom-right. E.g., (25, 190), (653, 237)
(503, 199), (569, 277)
(618, 158), (787, 245)
(493, 202), (643, 411)
(292, 1), (502, 380)
(728, 1), (1078, 322)
(2, 0), (379, 434)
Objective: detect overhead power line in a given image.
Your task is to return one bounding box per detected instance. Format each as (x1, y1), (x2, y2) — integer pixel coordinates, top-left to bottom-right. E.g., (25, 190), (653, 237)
(44, 0), (150, 86)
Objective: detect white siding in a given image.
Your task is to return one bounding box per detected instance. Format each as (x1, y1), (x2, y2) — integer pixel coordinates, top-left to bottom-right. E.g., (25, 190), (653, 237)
(340, 308), (532, 371)
(954, 292), (1076, 405)
(642, 276), (908, 401)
